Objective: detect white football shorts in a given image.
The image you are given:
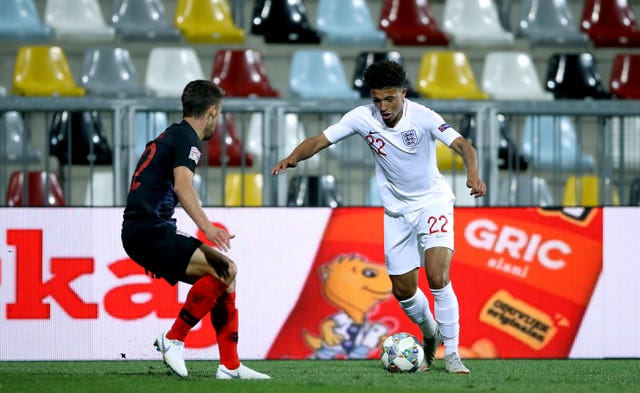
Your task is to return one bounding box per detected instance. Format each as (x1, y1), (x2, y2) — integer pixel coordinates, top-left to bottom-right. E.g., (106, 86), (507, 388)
(384, 196), (455, 276)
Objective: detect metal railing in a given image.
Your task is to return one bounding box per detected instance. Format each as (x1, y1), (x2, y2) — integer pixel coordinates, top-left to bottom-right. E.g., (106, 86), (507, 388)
(1, 97), (639, 207)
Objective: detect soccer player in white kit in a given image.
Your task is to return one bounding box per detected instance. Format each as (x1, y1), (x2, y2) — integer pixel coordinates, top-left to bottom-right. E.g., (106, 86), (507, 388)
(271, 60), (486, 373)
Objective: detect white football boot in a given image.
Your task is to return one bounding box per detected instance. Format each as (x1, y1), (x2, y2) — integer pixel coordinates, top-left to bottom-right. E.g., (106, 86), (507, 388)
(154, 332), (188, 377)
(445, 352), (470, 374)
(216, 363), (271, 380)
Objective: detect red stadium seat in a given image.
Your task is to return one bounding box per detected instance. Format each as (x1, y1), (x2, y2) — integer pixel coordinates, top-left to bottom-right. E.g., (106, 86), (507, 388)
(378, 0), (449, 46)
(610, 54), (640, 99)
(211, 49), (279, 97)
(6, 170), (66, 206)
(580, 0), (640, 47)
(207, 112), (253, 167)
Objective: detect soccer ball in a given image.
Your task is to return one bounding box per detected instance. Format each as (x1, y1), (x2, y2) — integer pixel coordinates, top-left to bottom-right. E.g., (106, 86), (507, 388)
(380, 332), (425, 373)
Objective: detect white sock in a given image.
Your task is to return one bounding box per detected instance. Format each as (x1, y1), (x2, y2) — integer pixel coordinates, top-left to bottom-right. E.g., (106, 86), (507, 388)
(431, 282), (460, 356)
(398, 289), (437, 342)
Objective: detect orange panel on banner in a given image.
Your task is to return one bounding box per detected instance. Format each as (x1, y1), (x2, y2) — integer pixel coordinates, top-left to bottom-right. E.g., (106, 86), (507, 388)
(266, 207), (602, 360)
(453, 207), (602, 358)
(266, 208), (411, 360)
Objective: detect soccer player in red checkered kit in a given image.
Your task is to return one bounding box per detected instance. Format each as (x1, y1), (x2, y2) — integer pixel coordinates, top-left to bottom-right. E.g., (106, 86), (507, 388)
(121, 80), (269, 379)
(271, 60), (486, 374)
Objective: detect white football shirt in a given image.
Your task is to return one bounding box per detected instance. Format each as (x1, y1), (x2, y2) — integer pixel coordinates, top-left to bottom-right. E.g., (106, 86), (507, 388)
(323, 98), (461, 215)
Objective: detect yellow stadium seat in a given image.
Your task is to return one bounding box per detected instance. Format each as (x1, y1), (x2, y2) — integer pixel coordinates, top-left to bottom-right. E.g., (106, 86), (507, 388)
(436, 140), (464, 171)
(225, 173), (263, 207)
(417, 51), (489, 100)
(174, 0), (245, 43)
(562, 175), (620, 206)
(13, 46), (85, 96)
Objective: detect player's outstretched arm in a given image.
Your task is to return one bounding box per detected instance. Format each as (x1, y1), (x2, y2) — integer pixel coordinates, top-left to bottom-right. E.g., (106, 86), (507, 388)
(271, 133), (332, 175)
(449, 137), (487, 198)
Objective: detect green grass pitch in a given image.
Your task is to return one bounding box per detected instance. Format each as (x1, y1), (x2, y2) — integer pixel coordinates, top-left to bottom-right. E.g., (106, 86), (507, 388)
(1, 359), (638, 393)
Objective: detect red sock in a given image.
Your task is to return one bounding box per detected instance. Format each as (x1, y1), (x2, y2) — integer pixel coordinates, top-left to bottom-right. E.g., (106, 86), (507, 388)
(210, 292), (240, 370)
(167, 275), (228, 342)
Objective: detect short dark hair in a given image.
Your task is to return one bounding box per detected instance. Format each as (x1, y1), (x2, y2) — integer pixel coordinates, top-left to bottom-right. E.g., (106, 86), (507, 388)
(181, 80), (225, 118)
(363, 60), (406, 90)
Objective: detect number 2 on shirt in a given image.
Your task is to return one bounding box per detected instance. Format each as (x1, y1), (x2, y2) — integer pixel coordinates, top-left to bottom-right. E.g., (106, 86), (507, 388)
(366, 134), (387, 157)
(130, 142), (156, 191)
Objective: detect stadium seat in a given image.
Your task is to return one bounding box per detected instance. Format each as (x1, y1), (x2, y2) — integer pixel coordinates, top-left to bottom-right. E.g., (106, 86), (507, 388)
(246, 112), (319, 170)
(289, 50), (359, 99)
(287, 175), (343, 207)
(315, 0), (386, 46)
(81, 47), (146, 97)
(224, 173), (263, 206)
(135, 111), (168, 157)
(562, 175), (620, 206)
(610, 54), (640, 99)
(145, 47), (205, 97)
(12, 46), (85, 96)
(110, 0), (180, 41)
(6, 170), (65, 206)
(44, 0), (115, 41)
(481, 51), (553, 100)
(498, 174), (554, 207)
(49, 111), (113, 165)
(0, 111), (42, 164)
(520, 115), (595, 171)
(207, 112), (253, 167)
(211, 49), (279, 97)
(352, 51), (420, 98)
(436, 140), (464, 172)
(442, 0), (514, 46)
(545, 53), (610, 99)
(0, 0), (52, 41)
(417, 51), (489, 100)
(517, 0), (589, 47)
(251, 0), (321, 44)
(84, 170), (114, 206)
(458, 113), (529, 171)
(174, 0), (244, 43)
(378, 0), (449, 46)
(580, 0), (640, 47)
(496, 0), (513, 32)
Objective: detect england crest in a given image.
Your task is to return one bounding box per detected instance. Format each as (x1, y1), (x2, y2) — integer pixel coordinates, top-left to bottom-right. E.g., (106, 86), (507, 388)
(401, 130), (418, 147)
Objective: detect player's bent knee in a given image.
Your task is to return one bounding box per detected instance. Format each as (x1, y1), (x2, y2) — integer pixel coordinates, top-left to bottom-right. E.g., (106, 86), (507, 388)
(392, 285), (418, 301)
(209, 253), (237, 282)
(224, 258), (238, 279)
(428, 276), (450, 290)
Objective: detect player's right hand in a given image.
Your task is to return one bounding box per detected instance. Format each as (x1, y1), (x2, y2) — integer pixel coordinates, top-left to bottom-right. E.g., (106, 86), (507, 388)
(206, 226), (235, 252)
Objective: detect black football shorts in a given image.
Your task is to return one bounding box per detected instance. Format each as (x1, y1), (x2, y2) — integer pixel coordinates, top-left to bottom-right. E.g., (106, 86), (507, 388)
(121, 223), (203, 286)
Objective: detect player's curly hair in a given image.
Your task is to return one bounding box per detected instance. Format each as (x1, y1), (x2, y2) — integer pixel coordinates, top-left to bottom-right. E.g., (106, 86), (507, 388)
(363, 60), (406, 90)
(182, 79), (225, 118)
